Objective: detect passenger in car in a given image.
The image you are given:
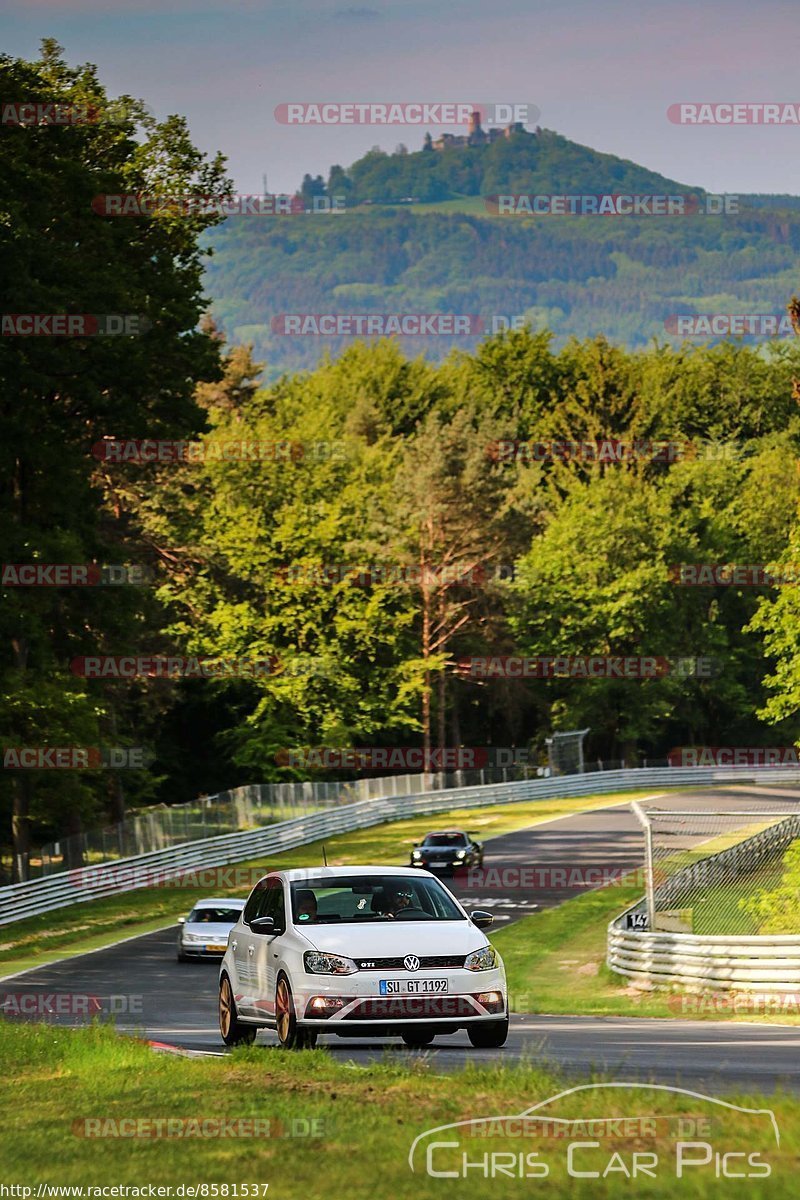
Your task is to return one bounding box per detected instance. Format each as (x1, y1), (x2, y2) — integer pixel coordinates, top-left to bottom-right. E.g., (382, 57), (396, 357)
(295, 889), (319, 922)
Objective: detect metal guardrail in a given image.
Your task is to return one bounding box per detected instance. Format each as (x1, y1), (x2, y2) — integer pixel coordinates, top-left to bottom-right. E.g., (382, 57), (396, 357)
(608, 782), (800, 992)
(608, 923), (800, 992)
(28, 771), (487, 881)
(2, 763), (797, 928)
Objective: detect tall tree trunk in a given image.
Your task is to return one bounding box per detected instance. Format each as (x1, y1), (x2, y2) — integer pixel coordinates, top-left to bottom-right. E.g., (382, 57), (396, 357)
(108, 702), (126, 825)
(421, 544), (432, 769)
(437, 664), (446, 766)
(11, 776), (31, 882)
(10, 632), (30, 881)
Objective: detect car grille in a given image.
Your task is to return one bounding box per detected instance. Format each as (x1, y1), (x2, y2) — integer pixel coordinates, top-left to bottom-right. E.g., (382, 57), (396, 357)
(348, 997), (477, 1020)
(354, 955), (465, 970)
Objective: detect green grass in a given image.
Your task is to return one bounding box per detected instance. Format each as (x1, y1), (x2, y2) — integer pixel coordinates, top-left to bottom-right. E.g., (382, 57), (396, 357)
(1, 1022), (796, 1197)
(0, 790), (655, 977)
(494, 851), (800, 1024)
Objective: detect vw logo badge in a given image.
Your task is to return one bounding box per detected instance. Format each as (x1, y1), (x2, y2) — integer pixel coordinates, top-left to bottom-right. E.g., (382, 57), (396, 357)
(403, 954), (420, 972)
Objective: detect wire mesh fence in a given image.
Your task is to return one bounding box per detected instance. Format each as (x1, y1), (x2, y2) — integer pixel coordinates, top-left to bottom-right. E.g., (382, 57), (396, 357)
(634, 799), (800, 935)
(18, 761), (563, 882)
(3, 755), (674, 884)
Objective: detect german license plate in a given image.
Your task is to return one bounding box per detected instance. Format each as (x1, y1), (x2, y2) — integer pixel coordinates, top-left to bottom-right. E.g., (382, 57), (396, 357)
(430, 862), (447, 868)
(379, 979), (448, 995)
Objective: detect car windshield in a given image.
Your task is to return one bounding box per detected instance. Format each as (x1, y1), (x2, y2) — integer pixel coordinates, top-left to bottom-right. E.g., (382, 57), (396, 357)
(290, 875), (465, 923)
(187, 906), (242, 923)
(422, 833), (468, 847)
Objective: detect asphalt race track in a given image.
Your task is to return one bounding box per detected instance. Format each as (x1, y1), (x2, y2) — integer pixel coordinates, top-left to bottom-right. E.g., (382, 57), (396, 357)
(3, 785), (800, 1093)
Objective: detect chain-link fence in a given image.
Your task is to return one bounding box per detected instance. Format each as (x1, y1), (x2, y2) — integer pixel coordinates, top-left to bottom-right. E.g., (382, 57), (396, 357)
(547, 729), (590, 775)
(633, 799), (800, 935)
(17, 762), (555, 882)
(3, 755), (675, 884)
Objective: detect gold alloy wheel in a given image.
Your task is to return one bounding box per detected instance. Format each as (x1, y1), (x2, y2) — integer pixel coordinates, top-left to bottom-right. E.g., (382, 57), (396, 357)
(219, 976), (232, 1039)
(276, 977), (292, 1044)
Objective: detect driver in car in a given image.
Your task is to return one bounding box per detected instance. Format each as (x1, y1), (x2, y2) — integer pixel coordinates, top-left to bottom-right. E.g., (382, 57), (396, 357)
(383, 883), (414, 918)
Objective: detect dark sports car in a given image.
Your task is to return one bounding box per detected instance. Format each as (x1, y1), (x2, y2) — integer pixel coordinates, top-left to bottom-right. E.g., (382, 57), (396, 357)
(410, 829), (484, 872)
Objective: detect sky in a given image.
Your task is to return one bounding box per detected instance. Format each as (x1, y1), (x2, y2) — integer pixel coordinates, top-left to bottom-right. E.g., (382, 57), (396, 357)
(2, 0), (800, 196)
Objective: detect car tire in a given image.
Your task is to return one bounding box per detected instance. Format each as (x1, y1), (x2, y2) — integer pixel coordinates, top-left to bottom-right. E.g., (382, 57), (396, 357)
(275, 975), (317, 1050)
(177, 951), (189, 963)
(219, 974), (257, 1046)
(467, 1016), (509, 1048)
(401, 1029), (436, 1048)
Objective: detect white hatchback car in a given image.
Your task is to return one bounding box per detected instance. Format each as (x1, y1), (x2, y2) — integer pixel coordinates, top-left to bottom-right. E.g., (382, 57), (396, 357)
(218, 866), (508, 1049)
(177, 898), (246, 962)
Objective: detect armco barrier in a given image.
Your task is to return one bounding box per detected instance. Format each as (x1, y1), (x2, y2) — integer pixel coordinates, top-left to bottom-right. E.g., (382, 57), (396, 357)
(608, 780), (800, 992)
(1, 764), (796, 927)
(608, 922), (800, 992)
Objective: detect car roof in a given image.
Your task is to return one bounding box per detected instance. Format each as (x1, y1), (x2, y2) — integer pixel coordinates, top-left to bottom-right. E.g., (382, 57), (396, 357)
(274, 866), (433, 882)
(189, 898), (246, 907)
(423, 829), (468, 837)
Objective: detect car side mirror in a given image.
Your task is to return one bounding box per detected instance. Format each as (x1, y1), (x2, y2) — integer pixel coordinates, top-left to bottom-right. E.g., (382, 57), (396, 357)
(177, 917), (185, 924)
(471, 910), (493, 929)
(250, 916), (275, 934)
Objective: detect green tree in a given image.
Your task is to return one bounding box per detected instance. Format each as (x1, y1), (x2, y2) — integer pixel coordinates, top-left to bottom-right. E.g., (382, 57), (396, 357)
(0, 42), (228, 875)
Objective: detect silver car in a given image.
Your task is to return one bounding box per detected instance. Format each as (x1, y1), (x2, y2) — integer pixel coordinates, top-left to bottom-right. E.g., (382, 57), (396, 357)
(176, 898), (246, 962)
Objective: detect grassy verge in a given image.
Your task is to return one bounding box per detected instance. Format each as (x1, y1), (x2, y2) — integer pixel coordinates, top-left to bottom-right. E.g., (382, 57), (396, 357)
(494, 867), (800, 1024)
(1, 1022), (796, 1197)
(0, 790), (656, 977)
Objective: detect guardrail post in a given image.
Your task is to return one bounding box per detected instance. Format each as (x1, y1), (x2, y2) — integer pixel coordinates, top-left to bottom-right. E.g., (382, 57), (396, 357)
(631, 800), (655, 931)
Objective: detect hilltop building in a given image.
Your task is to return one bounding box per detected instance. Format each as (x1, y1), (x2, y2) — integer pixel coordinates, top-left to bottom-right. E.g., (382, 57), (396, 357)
(423, 111), (532, 151)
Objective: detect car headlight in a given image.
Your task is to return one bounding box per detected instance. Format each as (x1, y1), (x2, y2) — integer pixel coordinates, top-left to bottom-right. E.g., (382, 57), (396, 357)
(455, 849), (467, 860)
(464, 946), (497, 971)
(412, 849), (422, 859)
(304, 951), (358, 976)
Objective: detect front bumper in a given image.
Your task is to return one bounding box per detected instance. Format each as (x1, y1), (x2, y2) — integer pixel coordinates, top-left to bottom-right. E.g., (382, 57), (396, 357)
(293, 966), (506, 1029)
(410, 858), (468, 872)
(179, 942), (228, 958)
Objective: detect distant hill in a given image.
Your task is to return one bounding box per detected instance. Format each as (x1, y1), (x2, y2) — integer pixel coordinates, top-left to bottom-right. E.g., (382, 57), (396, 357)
(325, 126), (701, 205)
(204, 130), (800, 376)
